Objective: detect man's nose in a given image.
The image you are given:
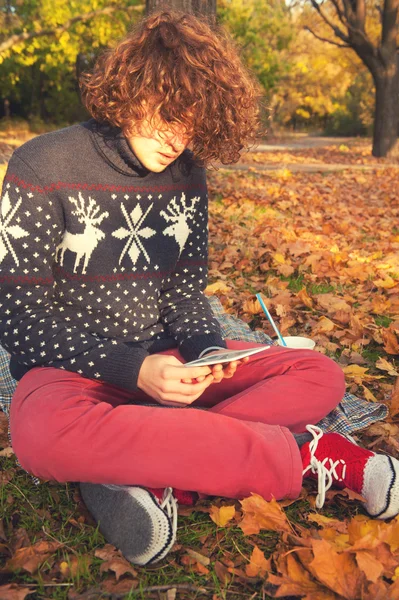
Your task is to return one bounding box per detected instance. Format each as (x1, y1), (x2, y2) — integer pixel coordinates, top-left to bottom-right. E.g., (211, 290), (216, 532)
(167, 132), (187, 151)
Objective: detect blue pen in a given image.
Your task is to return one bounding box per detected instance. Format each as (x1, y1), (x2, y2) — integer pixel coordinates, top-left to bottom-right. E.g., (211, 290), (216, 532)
(256, 293), (287, 347)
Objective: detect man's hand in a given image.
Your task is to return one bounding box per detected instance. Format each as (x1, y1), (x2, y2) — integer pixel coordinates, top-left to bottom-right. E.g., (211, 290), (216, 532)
(137, 354), (214, 406)
(209, 355), (250, 383)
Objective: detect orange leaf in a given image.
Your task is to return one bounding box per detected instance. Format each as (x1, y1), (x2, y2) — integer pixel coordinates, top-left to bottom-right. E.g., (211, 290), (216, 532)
(315, 293), (351, 315)
(354, 550), (384, 583)
(245, 545), (270, 577)
(239, 494), (291, 535)
(266, 553), (331, 598)
(5, 540), (62, 574)
(309, 538), (365, 599)
(296, 288), (314, 308)
(390, 378), (399, 417)
(382, 328), (399, 354)
(312, 316), (336, 334)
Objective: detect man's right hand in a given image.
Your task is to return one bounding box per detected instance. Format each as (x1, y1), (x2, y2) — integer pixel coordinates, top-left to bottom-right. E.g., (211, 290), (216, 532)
(137, 354), (214, 407)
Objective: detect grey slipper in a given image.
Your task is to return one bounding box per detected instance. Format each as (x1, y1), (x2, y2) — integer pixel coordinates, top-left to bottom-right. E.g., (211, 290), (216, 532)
(80, 483), (177, 565)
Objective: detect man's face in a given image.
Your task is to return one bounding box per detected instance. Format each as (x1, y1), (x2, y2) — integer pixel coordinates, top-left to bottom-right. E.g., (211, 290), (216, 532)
(125, 116), (191, 173)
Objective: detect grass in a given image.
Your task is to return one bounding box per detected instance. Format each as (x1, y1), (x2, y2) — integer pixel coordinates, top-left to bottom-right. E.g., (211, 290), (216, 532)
(1, 125), (399, 599)
(374, 315), (393, 328)
(1, 456), (279, 598)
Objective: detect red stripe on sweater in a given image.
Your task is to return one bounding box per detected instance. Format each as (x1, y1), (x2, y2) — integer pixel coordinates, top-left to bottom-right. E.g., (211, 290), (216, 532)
(5, 173), (207, 195)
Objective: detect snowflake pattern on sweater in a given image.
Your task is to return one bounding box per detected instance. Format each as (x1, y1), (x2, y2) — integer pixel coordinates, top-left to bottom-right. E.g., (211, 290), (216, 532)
(0, 120), (225, 391)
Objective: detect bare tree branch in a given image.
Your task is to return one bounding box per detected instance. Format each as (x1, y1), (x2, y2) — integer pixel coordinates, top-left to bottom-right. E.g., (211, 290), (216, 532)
(309, 0), (351, 43)
(305, 25), (351, 46)
(330, 0), (349, 27)
(0, 4), (144, 55)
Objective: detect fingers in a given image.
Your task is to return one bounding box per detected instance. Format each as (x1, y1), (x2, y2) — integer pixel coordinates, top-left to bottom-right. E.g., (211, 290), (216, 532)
(157, 373), (214, 403)
(158, 374), (214, 405)
(179, 365), (212, 379)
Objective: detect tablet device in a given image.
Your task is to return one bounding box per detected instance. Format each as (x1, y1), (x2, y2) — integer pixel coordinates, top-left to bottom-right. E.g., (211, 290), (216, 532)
(184, 345), (270, 367)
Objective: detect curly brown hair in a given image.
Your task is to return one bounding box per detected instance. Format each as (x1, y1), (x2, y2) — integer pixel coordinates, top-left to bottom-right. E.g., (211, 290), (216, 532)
(79, 10), (261, 165)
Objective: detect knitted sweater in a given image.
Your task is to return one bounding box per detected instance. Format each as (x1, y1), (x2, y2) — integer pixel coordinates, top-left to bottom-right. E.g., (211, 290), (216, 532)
(0, 119), (226, 391)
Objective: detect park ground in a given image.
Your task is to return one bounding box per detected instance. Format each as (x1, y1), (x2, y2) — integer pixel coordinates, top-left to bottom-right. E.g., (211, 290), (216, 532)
(0, 127), (399, 599)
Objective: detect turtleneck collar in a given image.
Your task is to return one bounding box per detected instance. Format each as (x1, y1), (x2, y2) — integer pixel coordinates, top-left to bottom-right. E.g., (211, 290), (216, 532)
(86, 118), (192, 181)
(87, 119), (148, 177)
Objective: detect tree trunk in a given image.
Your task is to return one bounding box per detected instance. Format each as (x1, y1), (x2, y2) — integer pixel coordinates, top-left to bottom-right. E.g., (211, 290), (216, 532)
(146, 0), (216, 18)
(372, 65), (399, 157)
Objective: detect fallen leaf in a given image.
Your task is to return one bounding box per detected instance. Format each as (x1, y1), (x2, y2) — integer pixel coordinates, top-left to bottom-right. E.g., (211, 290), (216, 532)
(0, 447), (14, 457)
(375, 357), (399, 376)
(5, 540), (62, 574)
(185, 548), (210, 566)
(58, 554), (92, 578)
(343, 365), (369, 378)
(0, 584), (33, 600)
(382, 328), (399, 354)
(205, 281), (231, 295)
(214, 560), (231, 585)
(209, 505), (236, 527)
(239, 494), (291, 535)
(309, 538), (365, 599)
(95, 544), (137, 580)
(101, 577), (139, 595)
(390, 377), (399, 417)
(266, 552), (330, 598)
(362, 385), (379, 402)
(307, 513), (348, 534)
(354, 550), (384, 583)
(312, 316), (336, 334)
(245, 545), (270, 577)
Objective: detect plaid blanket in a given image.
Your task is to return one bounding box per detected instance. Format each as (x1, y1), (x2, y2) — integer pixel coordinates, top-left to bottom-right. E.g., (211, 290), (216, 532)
(0, 295), (388, 437)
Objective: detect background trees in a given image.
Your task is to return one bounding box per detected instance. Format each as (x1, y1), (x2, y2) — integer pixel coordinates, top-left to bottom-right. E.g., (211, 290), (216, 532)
(146, 0), (216, 17)
(307, 0), (399, 156)
(0, 0), (392, 154)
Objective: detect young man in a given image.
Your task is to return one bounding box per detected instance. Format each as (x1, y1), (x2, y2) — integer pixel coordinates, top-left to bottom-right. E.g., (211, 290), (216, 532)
(1, 10), (398, 567)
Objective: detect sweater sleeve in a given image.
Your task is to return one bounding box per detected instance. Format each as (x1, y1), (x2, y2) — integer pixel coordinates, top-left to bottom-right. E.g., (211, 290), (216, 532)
(0, 153), (148, 390)
(157, 185), (226, 362)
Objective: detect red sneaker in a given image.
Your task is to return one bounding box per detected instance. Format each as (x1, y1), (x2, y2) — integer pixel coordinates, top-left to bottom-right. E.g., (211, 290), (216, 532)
(147, 487), (199, 506)
(301, 425), (399, 519)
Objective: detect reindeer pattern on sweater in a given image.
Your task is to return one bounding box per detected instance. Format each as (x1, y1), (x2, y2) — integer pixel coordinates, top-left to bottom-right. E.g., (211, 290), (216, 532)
(0, 120), (225, 391)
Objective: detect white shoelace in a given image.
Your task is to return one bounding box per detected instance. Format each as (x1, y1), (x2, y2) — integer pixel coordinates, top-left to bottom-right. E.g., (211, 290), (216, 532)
(160, 487), (178, 539)
(302, 424), (347, 509)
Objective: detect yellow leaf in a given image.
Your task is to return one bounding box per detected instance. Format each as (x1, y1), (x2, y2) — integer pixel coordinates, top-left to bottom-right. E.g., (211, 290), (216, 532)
(374, 275), (398, 289)
(59, 561), (69, 576)
(209, 505), (236, 527)
(273, 252), (286, 265)
(205, 281), (231, 295)
(343, 365), (369, 378)
(375, 357), (399, 376)
(362, 385), (378, 402)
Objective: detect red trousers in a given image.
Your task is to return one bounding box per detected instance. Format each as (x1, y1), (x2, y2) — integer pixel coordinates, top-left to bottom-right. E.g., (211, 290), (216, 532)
(10, 341), (345, 501)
